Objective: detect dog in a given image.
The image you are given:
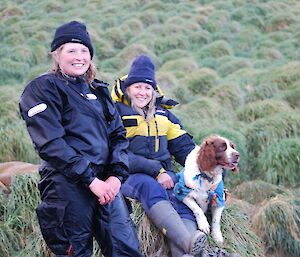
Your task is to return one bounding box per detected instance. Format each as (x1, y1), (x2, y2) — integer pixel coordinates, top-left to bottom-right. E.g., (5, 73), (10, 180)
(0, 161), (39, 194)
(174, 135), (240, 244)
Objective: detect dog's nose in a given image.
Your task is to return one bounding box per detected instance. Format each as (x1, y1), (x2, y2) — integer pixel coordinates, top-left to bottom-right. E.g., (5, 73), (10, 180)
(233, 151), (240, 160)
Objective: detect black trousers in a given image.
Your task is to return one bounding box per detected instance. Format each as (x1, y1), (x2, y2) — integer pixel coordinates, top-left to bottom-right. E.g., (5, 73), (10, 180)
(36, 170), (143, 257)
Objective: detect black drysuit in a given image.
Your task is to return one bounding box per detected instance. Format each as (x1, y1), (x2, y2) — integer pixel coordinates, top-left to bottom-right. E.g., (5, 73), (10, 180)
(19, 73), (143, 257)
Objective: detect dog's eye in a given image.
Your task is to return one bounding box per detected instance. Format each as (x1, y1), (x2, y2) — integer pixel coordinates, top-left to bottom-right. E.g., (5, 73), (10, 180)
(230, 142), (235, 149)
(217, 142), (227, 152)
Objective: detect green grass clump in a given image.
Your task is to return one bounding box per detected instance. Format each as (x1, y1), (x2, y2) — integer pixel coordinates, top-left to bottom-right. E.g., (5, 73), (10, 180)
(161, 49), (191, 63)
(207, 81), (244, 110)
(244, 111), (300, 175)
(187, 68), (219, 95)
(252, 195), (300, 257)
(265, 12), (298, 33)
(233, 180), (293, 205)
(0, 58), (29, 85)
(0, 174), (51, 257)
(280, 88), (300, 109)
(197, 40), (233, 59)
(220, 199), (265, 257)
(245, 111), (300, 159)
(245, 83), (279, 103)
(0, 121), (38, 163)
(156, 72), (178, 95)
(160, 58), (198, 78)
(153, 33), (189, 55)
(257, 138), (300, 188)
(236, 99), (291, 122)
(258, 61), (300, 90)
(217, 57), (251, 77)
(202, 10), (230, 33)
(178, 96), (222, 121)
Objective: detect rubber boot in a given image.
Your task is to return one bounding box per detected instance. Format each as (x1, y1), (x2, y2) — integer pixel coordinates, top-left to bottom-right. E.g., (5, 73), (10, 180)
(148, 200), (207, 256)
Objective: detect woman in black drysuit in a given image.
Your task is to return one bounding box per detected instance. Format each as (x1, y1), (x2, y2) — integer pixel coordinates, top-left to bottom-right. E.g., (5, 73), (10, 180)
(19, 20), (143, 257)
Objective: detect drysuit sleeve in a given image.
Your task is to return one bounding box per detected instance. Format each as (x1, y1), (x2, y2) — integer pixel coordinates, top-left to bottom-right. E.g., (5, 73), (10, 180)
(106, 110), (130, 182)
(127, 151), (163, 177)
(19, 77), (95, 185)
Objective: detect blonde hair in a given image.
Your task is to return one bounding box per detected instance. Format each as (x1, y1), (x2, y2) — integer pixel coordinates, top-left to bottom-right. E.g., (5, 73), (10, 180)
(126, 87), (158, 122)
(49, 44), (97, 84)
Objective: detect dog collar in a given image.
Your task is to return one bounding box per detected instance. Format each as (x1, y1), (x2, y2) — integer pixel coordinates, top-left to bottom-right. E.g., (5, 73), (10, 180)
(193, 172), (214, 182)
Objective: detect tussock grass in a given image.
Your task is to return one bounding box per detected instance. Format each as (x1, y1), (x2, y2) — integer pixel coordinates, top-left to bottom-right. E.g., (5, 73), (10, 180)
(208, 81), (244, 110)
(0, 121), (38, 163)
(230, 4), (267, 23)
(220, 199), (265, 257)
(161, 49), (191, 63)
(117, 44), (155, 66)
(197, 40), (233, 59)
(0, 5), (24, 20)
(178, 96), (222, 121)
(0, 86), (20, 127)
(257, 138), (300, 188)
(137, 9), (161, 27)
(265, 12), (298, 33)
(203, 10), (230, 33)
(106, 27), (131, 49)
(233, 180), (293, 205)
(188, 29), (211, 49)
(0, 58), (29, 85)
(232, 25), (262, 56)
(236, 99), (291, 122)
(156, 72), (178, 94)
(0, 174), (51, 257)
(252, 195), (300, 257)
(255, 47), (283, 60)
(172, 87), (194, 105)
(280, 88), (300, 109)
(258, 61), (300, 90)
(244, 111), (300, 173)
(153, 34), (189, 55)
(245, 83), (279, 103)
(160, 58), (198, 78)
(217, 57), (251, 77)
(187, 68), (219, 95)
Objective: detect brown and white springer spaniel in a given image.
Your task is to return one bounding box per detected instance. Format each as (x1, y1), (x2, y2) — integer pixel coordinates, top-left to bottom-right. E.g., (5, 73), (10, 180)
(174, 135), (240, 244)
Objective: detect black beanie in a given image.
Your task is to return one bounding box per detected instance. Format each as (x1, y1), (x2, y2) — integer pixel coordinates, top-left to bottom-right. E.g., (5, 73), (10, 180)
(51, 20), (94, 58)
(123, 55), (157, 89)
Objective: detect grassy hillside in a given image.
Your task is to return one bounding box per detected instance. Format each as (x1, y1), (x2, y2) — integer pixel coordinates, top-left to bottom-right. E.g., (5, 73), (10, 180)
(1, 0), (300, 256)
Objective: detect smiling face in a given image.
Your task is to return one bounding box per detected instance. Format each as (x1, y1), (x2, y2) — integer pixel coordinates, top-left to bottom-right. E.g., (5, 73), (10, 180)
(127, 82), (154, 108)
(54, 42), (91, 77)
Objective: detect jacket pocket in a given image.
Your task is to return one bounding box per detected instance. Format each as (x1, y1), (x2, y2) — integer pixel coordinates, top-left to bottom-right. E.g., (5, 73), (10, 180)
(36, 199), (70, 255)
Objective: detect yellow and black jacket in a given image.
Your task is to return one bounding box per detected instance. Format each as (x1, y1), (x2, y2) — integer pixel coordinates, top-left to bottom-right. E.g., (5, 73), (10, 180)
(111, 76), (195, 177)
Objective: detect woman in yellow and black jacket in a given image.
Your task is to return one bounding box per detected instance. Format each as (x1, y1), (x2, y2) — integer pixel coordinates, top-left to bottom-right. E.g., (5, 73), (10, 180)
(112, 55), (208, 257)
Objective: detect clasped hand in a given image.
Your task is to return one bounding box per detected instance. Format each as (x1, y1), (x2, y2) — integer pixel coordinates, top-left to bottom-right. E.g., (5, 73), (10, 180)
(88, 176), (121, 205)
(157, 172), (174, 189)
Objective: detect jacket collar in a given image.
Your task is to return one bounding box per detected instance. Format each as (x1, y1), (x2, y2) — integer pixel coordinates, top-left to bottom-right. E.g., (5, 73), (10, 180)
(111, 75), (179, 109)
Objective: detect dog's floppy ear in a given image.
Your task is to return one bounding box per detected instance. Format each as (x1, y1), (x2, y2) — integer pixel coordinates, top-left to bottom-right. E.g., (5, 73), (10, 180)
(197, 138), (217, 171)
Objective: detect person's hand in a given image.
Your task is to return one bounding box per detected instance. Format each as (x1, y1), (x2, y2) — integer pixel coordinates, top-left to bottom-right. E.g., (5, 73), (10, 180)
(88, 178), (116, 205)
(157, 172), (174, 189)
(105, 176), (121, 196)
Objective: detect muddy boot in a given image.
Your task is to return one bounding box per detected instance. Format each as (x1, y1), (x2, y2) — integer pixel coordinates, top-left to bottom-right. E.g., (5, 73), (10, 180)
(148, 200), (208, 256)
(195, 245), (240, 257)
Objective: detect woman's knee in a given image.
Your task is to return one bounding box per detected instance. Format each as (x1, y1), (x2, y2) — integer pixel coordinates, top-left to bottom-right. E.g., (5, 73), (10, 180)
(122, 173), (166, 198)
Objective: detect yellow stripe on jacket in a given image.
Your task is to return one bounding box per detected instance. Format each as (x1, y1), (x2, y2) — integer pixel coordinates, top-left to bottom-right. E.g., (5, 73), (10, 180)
(122, 114), (186, 140)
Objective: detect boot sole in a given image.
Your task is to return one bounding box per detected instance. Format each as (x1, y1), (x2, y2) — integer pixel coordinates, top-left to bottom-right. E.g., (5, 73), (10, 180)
(189, 231), (208, 255)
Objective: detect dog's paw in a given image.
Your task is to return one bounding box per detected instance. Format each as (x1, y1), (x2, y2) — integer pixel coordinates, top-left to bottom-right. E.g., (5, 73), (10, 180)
(197, 219), (210, 234)
(211, 229), (224, 245)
